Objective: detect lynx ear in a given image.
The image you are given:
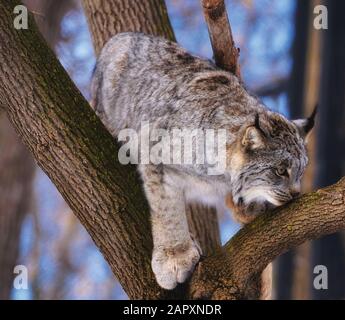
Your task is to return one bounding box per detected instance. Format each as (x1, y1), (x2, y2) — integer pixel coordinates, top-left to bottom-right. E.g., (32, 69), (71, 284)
(242, 114), (266, 150)
(293, 105), (317, 140)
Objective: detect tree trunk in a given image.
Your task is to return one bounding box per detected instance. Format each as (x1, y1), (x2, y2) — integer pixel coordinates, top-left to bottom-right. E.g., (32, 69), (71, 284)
(82, 0), (175, 55)
(312, 0), (345, 299)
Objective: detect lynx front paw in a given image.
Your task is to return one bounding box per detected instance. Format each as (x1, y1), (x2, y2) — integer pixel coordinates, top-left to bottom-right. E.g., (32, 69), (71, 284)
(152, 240), (201, 290)
(226, 193), (273, 224)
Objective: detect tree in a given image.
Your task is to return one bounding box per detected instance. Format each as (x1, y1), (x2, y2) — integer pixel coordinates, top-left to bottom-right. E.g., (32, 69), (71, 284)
(0, 0), (75, 300)
(311, 0), (345, 299)
(0, 0), (345, 299)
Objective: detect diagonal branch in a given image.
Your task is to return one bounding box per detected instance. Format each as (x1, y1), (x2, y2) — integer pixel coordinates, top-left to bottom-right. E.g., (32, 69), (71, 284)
(0, 0), (163, 300)
(201, 0), (241, 77)
(189, 177), (345, 299)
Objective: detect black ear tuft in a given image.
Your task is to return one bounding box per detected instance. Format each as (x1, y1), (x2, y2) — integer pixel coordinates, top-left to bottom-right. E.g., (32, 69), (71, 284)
(254, 113), (267, 137)
(254, 113), (260, 128)
(304, 104), (318, 135)
(292, 104), (317, 140)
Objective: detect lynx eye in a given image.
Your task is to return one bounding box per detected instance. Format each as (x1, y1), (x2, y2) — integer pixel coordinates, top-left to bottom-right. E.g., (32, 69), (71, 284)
(275, 167), (289, 178)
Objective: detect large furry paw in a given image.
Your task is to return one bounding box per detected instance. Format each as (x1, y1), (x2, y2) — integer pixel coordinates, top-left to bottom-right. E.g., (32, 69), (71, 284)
(225, 193), (273, 224)
(152, 240), (201, 290)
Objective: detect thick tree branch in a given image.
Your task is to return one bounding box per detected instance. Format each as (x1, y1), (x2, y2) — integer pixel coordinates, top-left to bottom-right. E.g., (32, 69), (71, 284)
(201, 0), (240, 77)
(189, 177), (345, 299)
(0, 0), (166, 299)
(82, 0), (176, 56)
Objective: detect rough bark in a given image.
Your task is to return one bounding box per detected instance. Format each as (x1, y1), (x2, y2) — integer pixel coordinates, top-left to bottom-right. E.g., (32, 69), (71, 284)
(201, 0), (240, 77)
(82, 0), (221, 257)
(1, 0), (345, 300)
(82, 0), (175, 55)
(190, 177), (345, 299)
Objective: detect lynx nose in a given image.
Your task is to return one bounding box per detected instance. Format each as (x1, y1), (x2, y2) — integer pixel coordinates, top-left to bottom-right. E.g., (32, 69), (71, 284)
(290, 190), (300, 198)
(290, 183), (301, 199)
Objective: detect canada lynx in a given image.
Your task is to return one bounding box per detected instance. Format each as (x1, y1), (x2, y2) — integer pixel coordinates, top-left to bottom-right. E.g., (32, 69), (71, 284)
(91, 32), (315, 292)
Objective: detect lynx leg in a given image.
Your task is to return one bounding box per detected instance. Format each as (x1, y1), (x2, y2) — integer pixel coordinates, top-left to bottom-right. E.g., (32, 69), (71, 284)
(139, 165), (201, 290)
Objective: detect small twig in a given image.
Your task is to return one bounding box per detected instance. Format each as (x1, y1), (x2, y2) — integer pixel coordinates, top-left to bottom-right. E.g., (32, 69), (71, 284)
(30, 10), (46, 20)
(201, 0), (241, 77)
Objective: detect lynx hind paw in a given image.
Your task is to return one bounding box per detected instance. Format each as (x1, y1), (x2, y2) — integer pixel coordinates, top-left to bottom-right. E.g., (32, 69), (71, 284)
(152, 240), (201, 290)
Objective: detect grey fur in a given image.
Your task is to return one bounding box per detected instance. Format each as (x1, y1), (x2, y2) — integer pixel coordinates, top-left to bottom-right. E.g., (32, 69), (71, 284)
(91, 32), (313, 290)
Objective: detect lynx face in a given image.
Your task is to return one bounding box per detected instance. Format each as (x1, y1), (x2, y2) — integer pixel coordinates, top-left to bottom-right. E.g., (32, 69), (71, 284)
(228, 110), (316, 224)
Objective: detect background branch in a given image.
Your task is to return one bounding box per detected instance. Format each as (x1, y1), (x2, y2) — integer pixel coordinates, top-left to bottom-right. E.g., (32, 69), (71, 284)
(201, 0), (240, 77)
(253, 77), (288, 98)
